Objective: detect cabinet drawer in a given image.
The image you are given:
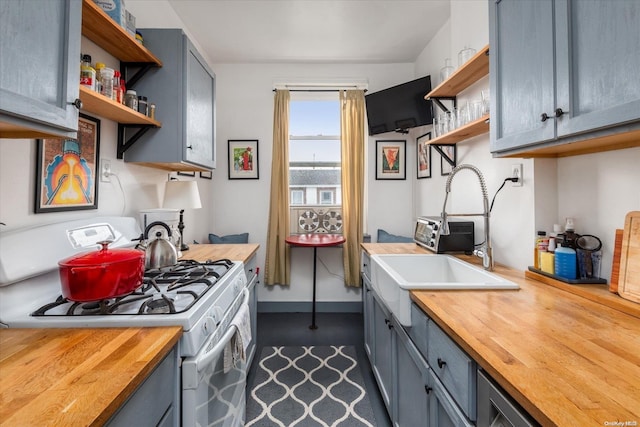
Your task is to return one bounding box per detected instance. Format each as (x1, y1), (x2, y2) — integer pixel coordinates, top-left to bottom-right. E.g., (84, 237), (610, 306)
(428, 320), (476, 421)
(408, 303), (429, 358)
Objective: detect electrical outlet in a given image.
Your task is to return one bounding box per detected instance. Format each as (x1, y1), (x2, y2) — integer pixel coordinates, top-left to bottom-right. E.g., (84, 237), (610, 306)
(511, 163), (523, 187)
(101, 159), (111, 183)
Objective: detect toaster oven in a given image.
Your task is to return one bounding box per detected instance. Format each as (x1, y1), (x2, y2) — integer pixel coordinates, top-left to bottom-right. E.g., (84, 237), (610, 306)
(414, 216), (474, 253)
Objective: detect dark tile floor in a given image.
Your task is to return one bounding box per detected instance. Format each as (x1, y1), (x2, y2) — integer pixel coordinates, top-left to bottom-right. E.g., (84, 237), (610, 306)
(247, 312), (392, 427)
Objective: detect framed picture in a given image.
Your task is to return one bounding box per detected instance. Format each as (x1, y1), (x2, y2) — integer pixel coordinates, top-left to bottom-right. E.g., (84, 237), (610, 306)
(35, 113), (100, 213)
(416, 132), (432, 179)
(199, 170), (212, 180)
(375, 140), (406, 180)
(439, 144), (457, 176)
(177, 171), (196, 177)
(228, 140), (259, 179)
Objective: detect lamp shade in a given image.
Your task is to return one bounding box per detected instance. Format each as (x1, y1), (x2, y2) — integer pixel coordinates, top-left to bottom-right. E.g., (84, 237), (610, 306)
(163, 180), (202, 210)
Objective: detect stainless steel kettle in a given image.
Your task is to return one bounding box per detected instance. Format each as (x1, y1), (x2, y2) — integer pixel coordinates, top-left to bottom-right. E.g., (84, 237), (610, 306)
(143, 221), (178, 269)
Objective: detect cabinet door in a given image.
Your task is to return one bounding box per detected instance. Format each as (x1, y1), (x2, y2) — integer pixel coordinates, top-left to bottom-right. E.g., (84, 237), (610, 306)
(554, 0), (640, 137)
(0, 0), (81, 137)
(372, 295), (394, 412)
(429, 369), (474, 427)
(185, 37), (215, 168)
(362, 275), (374, 361)
(489, 0), (556, 153)
(395, 322), (430, 427)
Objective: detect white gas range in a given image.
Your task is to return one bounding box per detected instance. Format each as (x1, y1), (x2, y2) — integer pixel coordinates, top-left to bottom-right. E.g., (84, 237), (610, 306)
(0, 216), (251, 426)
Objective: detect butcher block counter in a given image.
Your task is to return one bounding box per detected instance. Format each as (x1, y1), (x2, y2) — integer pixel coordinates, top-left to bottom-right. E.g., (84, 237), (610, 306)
(0, 326), (181, 426)
(182, 243), (259, 264)
(362, 243), (640, 427)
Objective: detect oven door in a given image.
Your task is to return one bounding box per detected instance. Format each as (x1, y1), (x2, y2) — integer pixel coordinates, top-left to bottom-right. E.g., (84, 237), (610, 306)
(182, 289), (249, 427)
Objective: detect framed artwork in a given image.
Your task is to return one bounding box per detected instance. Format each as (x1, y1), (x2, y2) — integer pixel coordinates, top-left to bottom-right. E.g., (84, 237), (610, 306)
(35, 113), (100, 213)
(375, 140), (406, 180)
(177, 171), (196, 177)
(199, 170), (213, 180)
(439, 144), (457, 176)
(228, 140), (259, 179)
(416, 132), (432, 179)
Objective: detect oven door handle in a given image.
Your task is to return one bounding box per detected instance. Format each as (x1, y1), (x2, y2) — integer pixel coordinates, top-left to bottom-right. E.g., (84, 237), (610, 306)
(194, 288), (249, 374)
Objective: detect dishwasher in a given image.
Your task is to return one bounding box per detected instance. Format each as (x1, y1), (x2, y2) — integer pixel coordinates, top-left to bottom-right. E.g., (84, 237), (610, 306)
(477, 370), (539, 427)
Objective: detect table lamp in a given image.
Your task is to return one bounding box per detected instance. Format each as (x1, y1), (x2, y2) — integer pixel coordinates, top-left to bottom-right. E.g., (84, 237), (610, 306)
(162, 179), (202, 251)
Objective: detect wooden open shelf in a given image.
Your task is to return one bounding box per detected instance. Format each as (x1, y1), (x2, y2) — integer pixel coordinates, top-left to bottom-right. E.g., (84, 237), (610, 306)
(428, 114), (489, 145)
(81, 0), (162, 65)
(79, 86), (161, 126)
(426, 45), (489, 99)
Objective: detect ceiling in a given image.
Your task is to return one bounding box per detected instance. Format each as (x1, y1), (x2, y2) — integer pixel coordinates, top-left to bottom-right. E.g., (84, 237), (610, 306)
(161, 0), (451, 64)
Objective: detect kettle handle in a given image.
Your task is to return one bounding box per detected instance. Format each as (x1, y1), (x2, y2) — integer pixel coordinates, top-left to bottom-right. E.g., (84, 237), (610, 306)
(143, 221), (173, 240)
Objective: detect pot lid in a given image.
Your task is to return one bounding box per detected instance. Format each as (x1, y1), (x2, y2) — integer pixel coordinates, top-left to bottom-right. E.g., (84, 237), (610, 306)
(58, 241), (144, 266)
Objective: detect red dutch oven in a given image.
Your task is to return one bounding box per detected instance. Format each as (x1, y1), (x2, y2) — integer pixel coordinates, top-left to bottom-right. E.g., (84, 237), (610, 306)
(58, 241), (145, 302)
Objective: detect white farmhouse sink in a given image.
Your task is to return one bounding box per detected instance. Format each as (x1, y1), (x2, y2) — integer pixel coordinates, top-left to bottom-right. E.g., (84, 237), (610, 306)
(370, 254), (519, 326)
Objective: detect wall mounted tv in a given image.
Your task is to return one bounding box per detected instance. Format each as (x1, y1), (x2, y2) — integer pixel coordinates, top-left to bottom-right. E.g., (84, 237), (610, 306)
(365, 76), (433, 135)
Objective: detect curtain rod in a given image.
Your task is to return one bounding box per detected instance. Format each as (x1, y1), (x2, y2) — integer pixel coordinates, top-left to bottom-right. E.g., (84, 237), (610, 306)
(273, 85), (367, 93)
(273, 88), (367, 93)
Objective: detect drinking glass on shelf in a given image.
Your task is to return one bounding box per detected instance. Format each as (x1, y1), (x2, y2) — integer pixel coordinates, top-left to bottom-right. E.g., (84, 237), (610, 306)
(481, 89), (490, 115)
(433, 115), (440, 138)
(470, 101), (483, 122)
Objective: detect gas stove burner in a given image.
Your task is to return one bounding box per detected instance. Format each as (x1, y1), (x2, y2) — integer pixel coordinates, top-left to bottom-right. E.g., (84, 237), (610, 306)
(143, 296), (175, 314)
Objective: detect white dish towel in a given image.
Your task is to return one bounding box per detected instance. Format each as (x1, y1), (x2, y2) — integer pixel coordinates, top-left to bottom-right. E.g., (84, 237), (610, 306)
(223, 292), (252, 373)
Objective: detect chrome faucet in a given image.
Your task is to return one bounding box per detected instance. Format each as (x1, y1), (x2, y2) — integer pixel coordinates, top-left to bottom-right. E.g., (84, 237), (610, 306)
(440, 164), (493, 270)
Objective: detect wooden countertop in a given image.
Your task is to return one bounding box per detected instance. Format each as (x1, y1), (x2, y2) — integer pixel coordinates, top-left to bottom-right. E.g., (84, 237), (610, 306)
(362, 243), (640, 427)
(0, 327), (182, 426)
(181, 243), (259, 264)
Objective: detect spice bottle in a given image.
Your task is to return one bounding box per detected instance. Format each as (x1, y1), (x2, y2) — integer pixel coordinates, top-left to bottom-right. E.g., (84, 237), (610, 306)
(113, 70), (123, 103)
(94, 62), (105, 94)
(101, 67), (114, 100)
(80, 54), (96, 91)
(124, 89), (138, 111)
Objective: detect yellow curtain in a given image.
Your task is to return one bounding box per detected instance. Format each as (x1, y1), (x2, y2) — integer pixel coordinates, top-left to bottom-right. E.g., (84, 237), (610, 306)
(265, 90), (291, 286)
(340, 90), (366, 287)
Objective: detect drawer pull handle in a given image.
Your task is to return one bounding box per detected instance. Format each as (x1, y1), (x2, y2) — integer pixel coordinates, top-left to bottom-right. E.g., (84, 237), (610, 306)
(437, 358), (447, 369)
(424, 385), (432, 394)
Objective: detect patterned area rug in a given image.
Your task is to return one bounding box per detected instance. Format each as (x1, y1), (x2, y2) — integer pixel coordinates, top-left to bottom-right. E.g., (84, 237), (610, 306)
(246, 346), (377, 427)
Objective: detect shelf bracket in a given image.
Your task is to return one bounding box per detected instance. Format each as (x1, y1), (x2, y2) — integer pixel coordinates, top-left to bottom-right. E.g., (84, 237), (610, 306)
(430, 97), (457, 114)
(117, 123), (156, 159)
(432, 143), (457, 168)
(121, 62), (157, 89)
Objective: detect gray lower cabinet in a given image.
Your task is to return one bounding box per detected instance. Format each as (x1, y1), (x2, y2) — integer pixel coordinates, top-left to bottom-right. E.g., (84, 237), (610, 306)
(362, 266), (476, 427)
(124, 28), (215, 170)
(0, 0), (81, 138)
(372, 292), (395, 413)
(106, 345), (180, 427)
(490, 0), (640, 155)
(244, 254), (259, 367)
(362, 273), (374, 360)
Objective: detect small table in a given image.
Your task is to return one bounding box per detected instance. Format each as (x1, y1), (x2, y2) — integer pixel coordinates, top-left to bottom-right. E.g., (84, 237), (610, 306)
(285, 233), (346, 329)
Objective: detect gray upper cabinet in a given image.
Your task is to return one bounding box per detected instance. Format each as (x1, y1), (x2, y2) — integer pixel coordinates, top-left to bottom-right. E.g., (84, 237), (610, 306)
(490, 0), (640, 157)
(0, 0), (81, 139)
(123, 29), (215, 171)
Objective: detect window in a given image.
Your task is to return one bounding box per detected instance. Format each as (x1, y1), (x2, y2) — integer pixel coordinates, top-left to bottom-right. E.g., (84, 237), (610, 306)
(289, 95), (341, 207)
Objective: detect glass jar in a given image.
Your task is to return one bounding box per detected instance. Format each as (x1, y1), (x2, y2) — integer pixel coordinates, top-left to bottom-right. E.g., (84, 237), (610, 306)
(124, 90), (138, 111)
(138, 96), (148, 116)
(439, 58), (454, 84)
(458, 46), (477, 67)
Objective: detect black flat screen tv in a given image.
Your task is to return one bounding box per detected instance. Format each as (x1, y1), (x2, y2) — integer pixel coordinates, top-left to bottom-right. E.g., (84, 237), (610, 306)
(365, 76), (433, 135)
